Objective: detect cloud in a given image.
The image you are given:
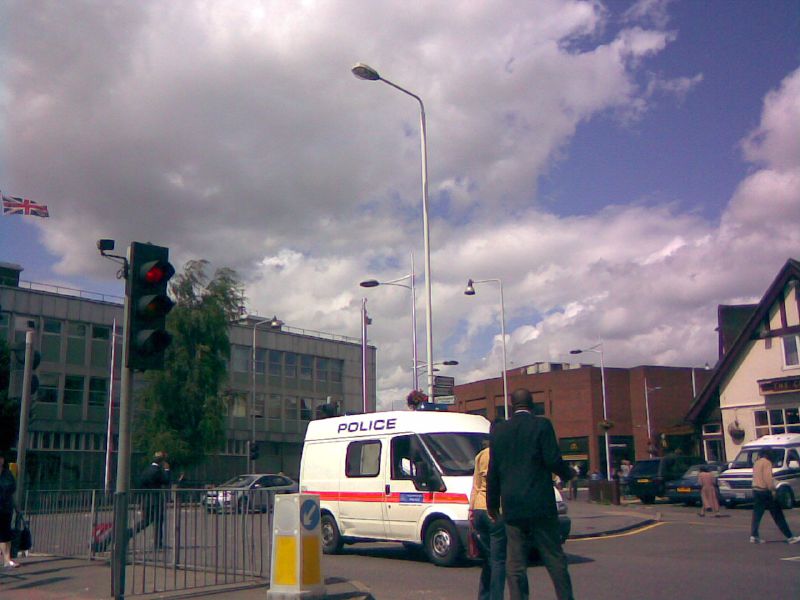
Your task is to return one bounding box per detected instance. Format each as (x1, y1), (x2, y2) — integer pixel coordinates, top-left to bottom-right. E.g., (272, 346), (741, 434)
(5, 2), (797, 410)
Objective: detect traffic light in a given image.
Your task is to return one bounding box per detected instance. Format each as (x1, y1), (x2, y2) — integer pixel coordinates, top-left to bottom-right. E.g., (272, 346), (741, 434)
(249, 442), (260, 461)
(126, 242), (175, 371)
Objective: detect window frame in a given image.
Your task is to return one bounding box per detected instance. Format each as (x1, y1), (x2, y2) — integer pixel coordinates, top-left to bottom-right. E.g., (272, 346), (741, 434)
(345, 440), (382, 478)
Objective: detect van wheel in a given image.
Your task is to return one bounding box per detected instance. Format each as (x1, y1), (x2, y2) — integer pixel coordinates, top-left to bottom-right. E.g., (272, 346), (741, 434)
(321, 514), (343, 554)
(724, 499), (737, 509)
(640, 495), (655, 505)
(777, 487), (795, 510)
(424, 519), (460, 567)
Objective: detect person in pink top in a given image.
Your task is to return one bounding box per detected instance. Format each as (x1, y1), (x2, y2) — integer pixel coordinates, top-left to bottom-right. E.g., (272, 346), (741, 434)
(697, 465), (720, 517)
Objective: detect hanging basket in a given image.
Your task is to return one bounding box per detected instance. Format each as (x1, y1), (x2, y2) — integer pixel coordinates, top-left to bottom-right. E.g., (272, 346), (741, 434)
(406, 390), (428, 410)
(598, 419), (615, 431)
(728, 421), (746, 444)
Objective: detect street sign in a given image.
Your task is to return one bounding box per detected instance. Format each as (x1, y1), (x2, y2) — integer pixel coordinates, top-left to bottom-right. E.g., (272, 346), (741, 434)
(433, 385), (454, 397)
(436, 395), (455, 405)
(433, 375), (455, 386)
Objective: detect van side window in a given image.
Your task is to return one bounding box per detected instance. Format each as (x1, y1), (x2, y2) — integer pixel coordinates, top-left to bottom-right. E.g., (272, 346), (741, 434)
(785, 449), (799, 470)
(391, 435), (416, 480)
(345, 440), (381, 478)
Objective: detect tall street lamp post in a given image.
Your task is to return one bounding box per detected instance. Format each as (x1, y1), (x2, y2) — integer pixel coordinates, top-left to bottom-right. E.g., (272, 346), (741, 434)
(570, 343), (611, 479)
(245, 315), (283, 472)
(360, 253), (419, 391)
(352, 62), (435, 401)
(464, 278), (509, 419)
(644, 378), (662, 457)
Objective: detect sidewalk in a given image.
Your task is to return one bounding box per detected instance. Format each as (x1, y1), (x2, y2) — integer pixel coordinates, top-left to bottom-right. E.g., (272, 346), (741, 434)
(0, 500), (653, 599)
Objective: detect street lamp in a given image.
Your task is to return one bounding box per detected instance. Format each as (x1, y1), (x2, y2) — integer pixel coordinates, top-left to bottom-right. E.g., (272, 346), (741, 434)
(644, 378), (662, 457)
(243, 315), (283, 472)
(360, 253), (419, 390)
(464, 278), (509, 419)
(352, 62), (435, 402)
(570, 343), (611, 479)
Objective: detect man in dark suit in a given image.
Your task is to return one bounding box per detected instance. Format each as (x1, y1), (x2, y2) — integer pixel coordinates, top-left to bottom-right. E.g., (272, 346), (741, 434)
(487, 388), (575, 600)
(138, 451), (171, 549)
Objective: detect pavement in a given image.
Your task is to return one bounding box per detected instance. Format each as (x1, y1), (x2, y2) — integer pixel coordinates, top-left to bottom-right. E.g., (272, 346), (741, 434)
(0, 494), (654, 600)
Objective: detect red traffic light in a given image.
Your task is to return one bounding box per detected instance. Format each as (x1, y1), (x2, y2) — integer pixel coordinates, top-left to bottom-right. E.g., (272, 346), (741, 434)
(141, 260), (175, 285)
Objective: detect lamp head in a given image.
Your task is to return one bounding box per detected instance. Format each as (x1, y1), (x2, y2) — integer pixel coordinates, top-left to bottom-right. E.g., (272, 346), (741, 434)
(352, 63), (380, 81)
(442, 360), (459, 366)
(269, 316), (284, 329)
(360, 279), (380, 288)
(569, 349), (582, 355)
(464, 279), (476, 296)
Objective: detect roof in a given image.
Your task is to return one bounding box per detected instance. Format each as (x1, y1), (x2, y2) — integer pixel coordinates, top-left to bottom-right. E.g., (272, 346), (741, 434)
(304, 410), (490, 441)
(687, 258), (800, 423)
(743, 433), (800, 447)
(717, 304), (758, 357)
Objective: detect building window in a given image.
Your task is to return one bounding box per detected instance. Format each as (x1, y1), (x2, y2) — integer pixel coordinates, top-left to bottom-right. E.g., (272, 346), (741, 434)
(330, 360), (343, 383)
(231, 345), (250, 373)
(300, 397), (314, 421)
(754, 407), (800, 437)
(268, 394), (282, 420)
(38, 372), (60, 403)
(0, 313), (9, 344)
(316, 358), (328, 381)
(90, 325), (111, 368)
(269, 350), (282, 377)
(66, 323), (87, 365)
(300, 355), (313, 380)
(285, 353), (297, 379)
(345, 440), (381, 478)
(63, 375), (85, 405)
(89, 377), (108, 406)
(254, 393), (265, 418)
(255, 348), (266, 375)
(231, 394), (247, 417)
(783, 335), (800, 367)
(285, 396), (299, 421)
(41, 319), (62, 362)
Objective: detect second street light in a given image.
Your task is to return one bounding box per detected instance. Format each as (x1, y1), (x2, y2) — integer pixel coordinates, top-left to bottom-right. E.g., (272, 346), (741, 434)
(644, 378), (662, 457)
(570, 342), (611, 479)
(352, 62), (435, 402)
(360, 253), (419, 391)
(464, 278), (509, 419)
(243, 314), (283, 473)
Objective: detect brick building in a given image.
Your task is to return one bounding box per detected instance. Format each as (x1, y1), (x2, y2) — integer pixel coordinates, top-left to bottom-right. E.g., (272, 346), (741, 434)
(453, 362), (712, 476)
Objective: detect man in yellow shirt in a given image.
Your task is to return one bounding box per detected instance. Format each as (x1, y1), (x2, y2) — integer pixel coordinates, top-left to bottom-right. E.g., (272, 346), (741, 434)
(750, 447), (800, 544)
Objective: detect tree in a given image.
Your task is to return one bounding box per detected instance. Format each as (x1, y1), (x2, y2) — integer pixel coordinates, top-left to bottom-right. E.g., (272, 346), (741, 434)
(135, 260), (243, 470)
(0, 339), (18, 453)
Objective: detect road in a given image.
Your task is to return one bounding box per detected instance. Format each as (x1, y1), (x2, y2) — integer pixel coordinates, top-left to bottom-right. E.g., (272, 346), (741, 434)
(323, 502), (800, 599)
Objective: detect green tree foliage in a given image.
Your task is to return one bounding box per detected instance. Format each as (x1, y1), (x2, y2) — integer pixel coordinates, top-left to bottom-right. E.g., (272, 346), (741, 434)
(135, 260), (243, 469)
(0, 339), (18, 453)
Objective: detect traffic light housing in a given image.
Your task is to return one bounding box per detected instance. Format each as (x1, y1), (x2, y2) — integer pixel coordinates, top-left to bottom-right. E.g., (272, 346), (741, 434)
(126, 242), (175, 371)
(249, 442), (260, 461)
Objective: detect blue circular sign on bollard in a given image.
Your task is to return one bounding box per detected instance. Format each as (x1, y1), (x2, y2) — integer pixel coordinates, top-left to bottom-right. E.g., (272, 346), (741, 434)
(300, 498), (320, 531)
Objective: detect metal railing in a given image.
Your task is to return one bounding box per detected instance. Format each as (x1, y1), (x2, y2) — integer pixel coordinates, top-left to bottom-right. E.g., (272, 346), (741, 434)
(23, 488), (273, 596)
(17, 279), (124, 304)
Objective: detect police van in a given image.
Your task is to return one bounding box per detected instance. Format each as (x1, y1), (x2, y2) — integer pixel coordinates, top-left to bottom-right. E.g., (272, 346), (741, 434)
(718, 433), (800, 509)
(299, 410), (570, 566)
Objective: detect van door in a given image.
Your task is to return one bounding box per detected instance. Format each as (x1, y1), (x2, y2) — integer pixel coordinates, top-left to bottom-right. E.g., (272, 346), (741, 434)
(385, 434), (430, 541)
(337, 438), (387, 540)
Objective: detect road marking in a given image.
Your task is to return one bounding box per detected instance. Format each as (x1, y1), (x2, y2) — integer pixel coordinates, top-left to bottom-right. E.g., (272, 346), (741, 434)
(568, 521), (666, 541)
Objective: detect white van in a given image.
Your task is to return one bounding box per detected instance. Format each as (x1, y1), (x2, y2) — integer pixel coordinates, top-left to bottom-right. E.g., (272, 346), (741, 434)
(299, 410), (570, 566)
(718, 433), (800, 509)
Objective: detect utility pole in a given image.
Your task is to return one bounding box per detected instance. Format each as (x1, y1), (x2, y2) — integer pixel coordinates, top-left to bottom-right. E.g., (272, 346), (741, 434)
(14, 329), (35, 508)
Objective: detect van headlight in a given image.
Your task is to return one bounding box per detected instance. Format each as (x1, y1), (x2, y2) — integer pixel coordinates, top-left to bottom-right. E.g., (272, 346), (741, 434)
(718, 480), (730, 489)
(557, 500), (568, 515)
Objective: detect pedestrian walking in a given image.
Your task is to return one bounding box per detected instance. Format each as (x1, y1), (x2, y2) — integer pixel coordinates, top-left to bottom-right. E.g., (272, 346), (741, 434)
(0, 452), (19, 569)
(568, 464), (579, 501)
(470, 425), (526, 600)
(750, 447), (800, 544)
(697, 465), (720, 517)
(487, 388), (575, 600)
(138, 451), (171, 549)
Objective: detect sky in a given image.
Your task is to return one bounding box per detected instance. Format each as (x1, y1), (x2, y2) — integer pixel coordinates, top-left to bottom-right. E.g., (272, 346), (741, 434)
(1, 0), (799, 409)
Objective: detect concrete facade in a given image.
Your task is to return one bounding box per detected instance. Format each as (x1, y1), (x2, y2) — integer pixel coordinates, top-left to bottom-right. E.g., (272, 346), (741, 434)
(1, 270), (376, 489)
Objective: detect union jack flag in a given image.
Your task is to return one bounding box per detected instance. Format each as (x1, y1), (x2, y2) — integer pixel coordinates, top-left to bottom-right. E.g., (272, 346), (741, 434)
(2, 194), (50, 218)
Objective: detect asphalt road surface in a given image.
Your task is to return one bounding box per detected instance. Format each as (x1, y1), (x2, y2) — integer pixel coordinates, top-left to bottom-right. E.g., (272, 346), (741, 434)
(324, 502), (800, 599)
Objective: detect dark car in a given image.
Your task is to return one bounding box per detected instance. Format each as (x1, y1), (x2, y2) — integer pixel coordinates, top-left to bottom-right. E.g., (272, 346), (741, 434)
(203, 473), (298, 513)
(628, 455), (704, 504)
(665, 463), (725, 505)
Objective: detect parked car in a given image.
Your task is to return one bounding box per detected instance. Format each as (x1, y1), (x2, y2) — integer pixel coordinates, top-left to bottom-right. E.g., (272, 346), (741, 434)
(665, 463), (725, 505)
(627, 455), (704, 504)
(203, 473), (298, 513)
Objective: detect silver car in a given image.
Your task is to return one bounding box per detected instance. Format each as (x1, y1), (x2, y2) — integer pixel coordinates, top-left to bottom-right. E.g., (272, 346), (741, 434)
(204, 473), (298, 513)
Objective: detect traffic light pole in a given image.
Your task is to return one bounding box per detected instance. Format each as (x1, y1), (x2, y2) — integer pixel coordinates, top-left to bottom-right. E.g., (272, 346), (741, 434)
(14, 329), (35, 508)
(112, 265), (134, 600)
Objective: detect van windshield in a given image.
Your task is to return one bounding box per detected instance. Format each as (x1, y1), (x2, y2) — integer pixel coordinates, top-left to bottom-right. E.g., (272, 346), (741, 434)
(731, 448), (786, 469)
(420, 432), (488, 476)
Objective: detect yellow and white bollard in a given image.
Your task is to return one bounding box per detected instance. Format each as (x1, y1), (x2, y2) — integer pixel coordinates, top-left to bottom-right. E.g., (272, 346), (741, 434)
(267, 494), (325, 600)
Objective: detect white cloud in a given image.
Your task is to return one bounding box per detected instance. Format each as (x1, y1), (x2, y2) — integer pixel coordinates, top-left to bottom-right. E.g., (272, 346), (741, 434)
(5, 2), (797, 410)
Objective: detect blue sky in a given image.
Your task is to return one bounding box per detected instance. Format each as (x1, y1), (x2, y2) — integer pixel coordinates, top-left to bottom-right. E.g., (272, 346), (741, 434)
(1, 0), (799, 407)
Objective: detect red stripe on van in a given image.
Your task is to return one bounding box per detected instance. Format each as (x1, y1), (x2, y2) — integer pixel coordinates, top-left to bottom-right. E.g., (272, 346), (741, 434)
(308, 491), (468, 504)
